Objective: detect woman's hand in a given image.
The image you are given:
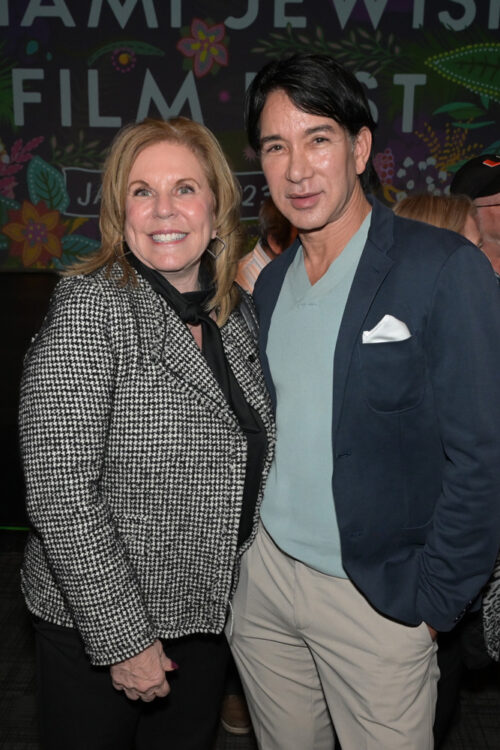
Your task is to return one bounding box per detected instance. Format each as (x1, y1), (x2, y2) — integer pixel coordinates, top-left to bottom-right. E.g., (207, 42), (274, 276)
(110, 639), (178, 702)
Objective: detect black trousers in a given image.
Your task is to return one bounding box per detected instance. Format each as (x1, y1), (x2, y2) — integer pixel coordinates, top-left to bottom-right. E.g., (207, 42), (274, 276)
(33, 617), (229, 750)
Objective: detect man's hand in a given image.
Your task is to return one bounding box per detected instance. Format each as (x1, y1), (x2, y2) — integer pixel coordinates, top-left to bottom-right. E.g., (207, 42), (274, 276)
(110, 639), (177, 702)
(427, 625), (438, 641)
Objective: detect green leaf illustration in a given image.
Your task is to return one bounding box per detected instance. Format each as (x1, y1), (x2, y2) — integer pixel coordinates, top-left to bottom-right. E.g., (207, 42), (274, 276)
(27, 157), (69, 212)
(62, 233), (100, 255)
(0, 194), (20, 211)
(452, 120), (495, 130)
(433, 102), (485, 119)
(426, 44), (500, 104)
(54, 234), (100, 270)
(0, 194), (20, 226)
(88, 41), (165, 65)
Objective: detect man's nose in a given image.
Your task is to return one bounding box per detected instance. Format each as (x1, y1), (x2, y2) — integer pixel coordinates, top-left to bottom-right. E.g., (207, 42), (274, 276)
(286, 147), (312, 183)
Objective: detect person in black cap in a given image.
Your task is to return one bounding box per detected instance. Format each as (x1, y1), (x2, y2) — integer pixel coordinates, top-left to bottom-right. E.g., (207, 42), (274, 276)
(451, 153), (500, 276)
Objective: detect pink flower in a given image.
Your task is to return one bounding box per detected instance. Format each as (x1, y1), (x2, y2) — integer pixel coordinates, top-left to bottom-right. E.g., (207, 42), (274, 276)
(177, 18), (228, 77)
(0, 176), (17, 199)
(374, 148), (395, 183)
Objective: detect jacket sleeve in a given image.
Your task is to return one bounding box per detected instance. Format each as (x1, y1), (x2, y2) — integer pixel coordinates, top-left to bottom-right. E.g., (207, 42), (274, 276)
(19, 277), (156, 665)
(417, 244), (500, 631)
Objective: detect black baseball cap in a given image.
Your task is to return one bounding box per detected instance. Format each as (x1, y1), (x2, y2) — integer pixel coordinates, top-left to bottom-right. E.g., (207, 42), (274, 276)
(450, 154), (500, 200)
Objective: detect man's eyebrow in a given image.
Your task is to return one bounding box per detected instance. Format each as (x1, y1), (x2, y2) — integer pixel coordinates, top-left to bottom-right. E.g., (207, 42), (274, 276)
(259, 124), (336, 146)
(259, 134), (282, 147)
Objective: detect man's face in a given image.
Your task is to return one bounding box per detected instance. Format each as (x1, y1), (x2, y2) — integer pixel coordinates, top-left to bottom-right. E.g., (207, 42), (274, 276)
(258, 89), (371, 236)
(474, 192), (500, 244)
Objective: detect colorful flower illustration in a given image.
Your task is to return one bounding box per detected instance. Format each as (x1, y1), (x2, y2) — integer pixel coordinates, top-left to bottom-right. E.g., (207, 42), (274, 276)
(177, 19), (228, 77)
(0, 176), (17, 199)
(111, 47), (136, 73)
(0, 136), (44, 199)
(3, 200), (64, 267)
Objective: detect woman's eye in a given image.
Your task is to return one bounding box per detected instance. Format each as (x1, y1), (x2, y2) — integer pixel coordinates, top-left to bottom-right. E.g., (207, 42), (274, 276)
(133, 187), (152, 197)
(178, 184), (195, 194)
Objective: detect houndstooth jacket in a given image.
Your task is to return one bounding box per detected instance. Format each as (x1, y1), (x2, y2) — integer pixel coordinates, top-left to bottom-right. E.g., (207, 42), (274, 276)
(483, 554), (500, 660)
(19, 263), (275, 666)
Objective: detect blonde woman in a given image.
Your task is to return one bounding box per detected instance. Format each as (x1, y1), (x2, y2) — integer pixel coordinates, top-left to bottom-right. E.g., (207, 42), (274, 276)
(19, 117), (274, 750)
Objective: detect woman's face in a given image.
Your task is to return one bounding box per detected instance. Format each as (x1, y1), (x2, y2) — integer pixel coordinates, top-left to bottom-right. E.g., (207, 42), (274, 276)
(124, 140), (216, 292)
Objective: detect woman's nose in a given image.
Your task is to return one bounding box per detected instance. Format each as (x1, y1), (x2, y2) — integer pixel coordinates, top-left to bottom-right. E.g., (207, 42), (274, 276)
(154, 193), (175, 218)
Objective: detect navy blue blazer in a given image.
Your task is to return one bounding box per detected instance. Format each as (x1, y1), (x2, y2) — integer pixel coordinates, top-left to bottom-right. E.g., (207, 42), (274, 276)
(253, 197), (500, 632)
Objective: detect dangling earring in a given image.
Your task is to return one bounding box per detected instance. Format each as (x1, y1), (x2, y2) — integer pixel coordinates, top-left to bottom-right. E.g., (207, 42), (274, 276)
(114, 241), (133, 259)
(206, 236), (226, 259)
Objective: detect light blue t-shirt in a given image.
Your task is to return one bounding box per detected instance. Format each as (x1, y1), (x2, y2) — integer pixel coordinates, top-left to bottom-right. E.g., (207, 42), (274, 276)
(261, 214), (371, 576)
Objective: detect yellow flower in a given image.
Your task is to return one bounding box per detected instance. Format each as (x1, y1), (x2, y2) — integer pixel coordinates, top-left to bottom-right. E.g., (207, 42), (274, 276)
(3, 200), (64, 267)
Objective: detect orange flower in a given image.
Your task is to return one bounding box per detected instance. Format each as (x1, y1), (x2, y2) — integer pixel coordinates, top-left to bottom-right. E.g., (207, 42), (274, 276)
(3, 200), (64, 267)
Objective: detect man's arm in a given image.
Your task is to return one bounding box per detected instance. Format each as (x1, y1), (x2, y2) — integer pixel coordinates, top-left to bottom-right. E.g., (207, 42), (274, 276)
(418, 243), (500, 631)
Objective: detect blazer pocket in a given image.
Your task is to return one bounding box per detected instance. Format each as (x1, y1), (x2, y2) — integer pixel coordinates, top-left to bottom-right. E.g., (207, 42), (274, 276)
(359, 335), (425, 412)
(399, 518), (433, 546)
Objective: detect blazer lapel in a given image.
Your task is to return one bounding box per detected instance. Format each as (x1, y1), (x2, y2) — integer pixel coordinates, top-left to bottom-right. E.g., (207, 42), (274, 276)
(331, 201), (395, 436)
(131, 278), (237, 422)
(223, 313), (274, 423)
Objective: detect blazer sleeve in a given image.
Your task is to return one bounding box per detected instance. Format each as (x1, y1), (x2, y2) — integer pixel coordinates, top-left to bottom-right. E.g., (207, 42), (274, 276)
(417, 244), (500, 631)
(19, 277), (156, 665)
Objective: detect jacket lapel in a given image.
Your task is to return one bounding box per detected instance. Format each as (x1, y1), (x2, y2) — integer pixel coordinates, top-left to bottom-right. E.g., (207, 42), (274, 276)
(331, 201), (395, 437)
(131, 278), (237, 422)
(223, 312), (274, 423)
(130, 276), (273, 431)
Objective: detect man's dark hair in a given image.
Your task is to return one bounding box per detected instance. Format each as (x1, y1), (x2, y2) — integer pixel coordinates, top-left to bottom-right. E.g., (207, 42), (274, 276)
(245, 53), (380, 193)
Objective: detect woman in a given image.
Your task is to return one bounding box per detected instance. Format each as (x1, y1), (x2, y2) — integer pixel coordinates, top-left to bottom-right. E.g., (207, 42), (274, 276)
(19, 117), (274, 750)
(393, 192), (482, 245)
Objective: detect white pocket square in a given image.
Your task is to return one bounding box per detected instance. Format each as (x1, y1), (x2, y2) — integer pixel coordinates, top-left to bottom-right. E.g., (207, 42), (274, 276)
(362, 314), (411, 344)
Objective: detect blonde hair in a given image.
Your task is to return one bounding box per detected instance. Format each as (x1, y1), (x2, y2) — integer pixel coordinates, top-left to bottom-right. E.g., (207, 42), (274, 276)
(393, 193), (476, 235)
(66, 117), (243, 325)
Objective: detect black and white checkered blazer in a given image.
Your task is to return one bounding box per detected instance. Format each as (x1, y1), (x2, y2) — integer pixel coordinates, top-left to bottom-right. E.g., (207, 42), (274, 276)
(19, 264), (275, 666)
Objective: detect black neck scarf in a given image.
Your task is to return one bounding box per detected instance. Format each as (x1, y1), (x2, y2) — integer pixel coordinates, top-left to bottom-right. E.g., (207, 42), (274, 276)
(127, 251), (232, 401)
(128, 252), (267, 546)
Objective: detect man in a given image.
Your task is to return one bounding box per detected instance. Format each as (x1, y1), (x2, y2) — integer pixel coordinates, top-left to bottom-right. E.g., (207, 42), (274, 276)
(227, 54), (500, 750)
(450, 153), (500, 276)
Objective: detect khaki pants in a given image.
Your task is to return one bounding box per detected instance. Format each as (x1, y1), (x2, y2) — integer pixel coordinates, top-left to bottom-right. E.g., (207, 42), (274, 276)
(228, 523), (439, 750)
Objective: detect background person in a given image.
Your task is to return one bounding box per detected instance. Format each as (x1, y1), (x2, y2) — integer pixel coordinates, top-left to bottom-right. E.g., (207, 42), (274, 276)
(228, 53), (500, 750)
(450, 153), (500, 276)
(236, 196), (297, 294)
(449, 155), (500, 668)
(393, 193), (481, 246)
(19, 116), (274, 750)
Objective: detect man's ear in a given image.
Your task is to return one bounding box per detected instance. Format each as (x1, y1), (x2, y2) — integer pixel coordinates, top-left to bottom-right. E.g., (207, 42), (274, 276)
(353, 127), (372, 176)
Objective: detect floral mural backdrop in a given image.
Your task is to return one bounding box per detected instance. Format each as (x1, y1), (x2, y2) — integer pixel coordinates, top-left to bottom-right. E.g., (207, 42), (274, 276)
(0, 0), (499, 271)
